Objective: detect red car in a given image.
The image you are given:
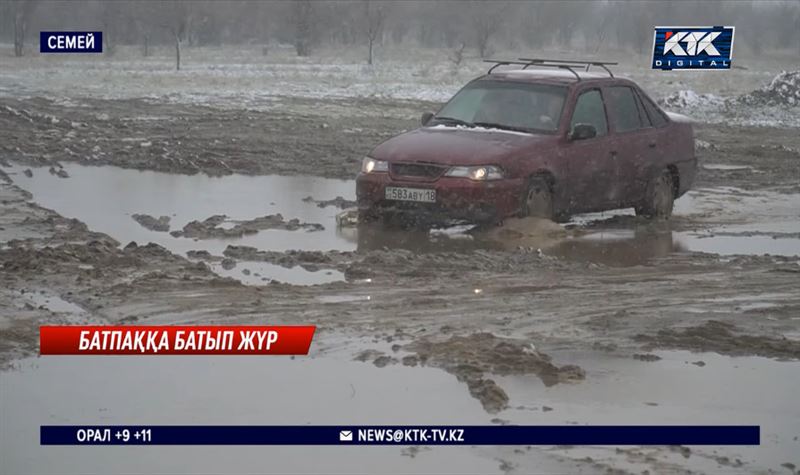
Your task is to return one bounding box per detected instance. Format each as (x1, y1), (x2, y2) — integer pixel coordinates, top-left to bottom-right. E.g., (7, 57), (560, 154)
(356, 58), (696, 224)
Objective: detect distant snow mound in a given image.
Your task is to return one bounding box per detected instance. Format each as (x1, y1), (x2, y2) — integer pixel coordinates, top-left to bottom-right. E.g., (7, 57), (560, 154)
(738, 71), (800, 107)
(658, 90), (726, 110)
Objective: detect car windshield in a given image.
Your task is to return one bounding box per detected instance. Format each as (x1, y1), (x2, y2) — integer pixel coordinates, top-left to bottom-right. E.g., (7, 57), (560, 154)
(432, 80), (567, 133)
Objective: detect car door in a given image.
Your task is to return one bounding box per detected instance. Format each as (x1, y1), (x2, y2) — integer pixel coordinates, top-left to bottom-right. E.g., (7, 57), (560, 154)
(561, 88), (616, 212)
(637, 89), (673, 190)
(603, 85), (656, 206)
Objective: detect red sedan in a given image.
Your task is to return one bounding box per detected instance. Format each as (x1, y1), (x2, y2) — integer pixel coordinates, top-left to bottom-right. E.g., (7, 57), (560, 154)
(357, 59), (696, 224)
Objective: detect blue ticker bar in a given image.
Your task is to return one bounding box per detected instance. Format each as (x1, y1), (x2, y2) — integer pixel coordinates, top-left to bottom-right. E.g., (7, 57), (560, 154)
(41, 425), (760, 446)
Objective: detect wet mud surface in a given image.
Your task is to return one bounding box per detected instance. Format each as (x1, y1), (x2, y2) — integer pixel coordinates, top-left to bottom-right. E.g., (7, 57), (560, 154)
(132, 213), (171, 232)
(0, 96), (421, 179)
(3, 95), (800, 193)
(408, 333), (586, 413)
(170, 213), (324, 239)
(2, 94), (800, 473)
(635, 320), (800, 360)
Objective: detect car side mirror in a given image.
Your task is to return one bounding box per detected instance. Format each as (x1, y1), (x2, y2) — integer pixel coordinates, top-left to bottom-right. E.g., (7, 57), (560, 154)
(421, 112), (434, 126)
(569, 123), (597, 141)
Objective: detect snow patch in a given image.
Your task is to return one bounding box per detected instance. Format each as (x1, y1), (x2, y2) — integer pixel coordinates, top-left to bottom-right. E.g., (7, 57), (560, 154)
(660, 90), (725, 109)
(738, 70), (800, 107)
(658, 71), (800, 128)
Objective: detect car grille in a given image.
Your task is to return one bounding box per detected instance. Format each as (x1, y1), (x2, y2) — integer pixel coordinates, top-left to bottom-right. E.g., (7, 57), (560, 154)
(390, 163), (446, 179)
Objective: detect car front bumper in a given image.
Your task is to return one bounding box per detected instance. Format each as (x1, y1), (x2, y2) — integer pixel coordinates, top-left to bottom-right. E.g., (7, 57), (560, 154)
(356, 173), (524, 223)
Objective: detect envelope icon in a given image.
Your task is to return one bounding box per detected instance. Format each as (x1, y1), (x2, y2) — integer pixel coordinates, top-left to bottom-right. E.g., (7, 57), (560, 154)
(339, 430), (353, 442)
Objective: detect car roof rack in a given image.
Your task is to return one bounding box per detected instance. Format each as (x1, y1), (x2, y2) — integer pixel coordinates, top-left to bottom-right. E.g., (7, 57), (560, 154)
(483, 58), (618, 80)
(519, 58), (617, 78)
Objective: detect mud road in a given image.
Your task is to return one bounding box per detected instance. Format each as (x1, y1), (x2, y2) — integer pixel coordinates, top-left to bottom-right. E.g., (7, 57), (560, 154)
(1, 93), (799, 474)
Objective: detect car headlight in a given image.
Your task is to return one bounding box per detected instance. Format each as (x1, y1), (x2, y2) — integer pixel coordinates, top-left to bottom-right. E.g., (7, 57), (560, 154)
(445, 165), (504, 181)
(361, 157), (389, 174)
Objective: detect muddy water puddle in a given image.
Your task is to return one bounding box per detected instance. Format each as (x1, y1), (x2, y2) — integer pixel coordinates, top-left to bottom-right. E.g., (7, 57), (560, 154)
(674, 188), (800, 257)
(494, 349), (800, 473)
(12, 290), (87, 315)
(0, 354), (517, 474)
(9, 163), (355, 285)
(8, 164), (800, 282)
(2, 347), (796, 473)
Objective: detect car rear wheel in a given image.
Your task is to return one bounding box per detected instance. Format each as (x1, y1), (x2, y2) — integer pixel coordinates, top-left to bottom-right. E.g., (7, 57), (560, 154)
(521, 177), (554, 220)
(636, 170), (674, 219)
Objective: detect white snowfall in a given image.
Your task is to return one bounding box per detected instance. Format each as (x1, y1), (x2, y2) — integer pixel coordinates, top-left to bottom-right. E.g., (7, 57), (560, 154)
(0, 44), (797, 127)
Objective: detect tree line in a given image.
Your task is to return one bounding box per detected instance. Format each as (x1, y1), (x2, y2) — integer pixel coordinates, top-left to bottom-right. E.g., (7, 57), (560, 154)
(2, 0), (798, 67)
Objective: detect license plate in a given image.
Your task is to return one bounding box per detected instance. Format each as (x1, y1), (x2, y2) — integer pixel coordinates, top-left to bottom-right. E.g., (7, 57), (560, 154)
(384, 186), (436, 203)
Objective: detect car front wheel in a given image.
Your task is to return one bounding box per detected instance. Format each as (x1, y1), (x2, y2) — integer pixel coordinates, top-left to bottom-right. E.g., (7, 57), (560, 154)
(636, 170), (674, 219)
(521, 177), (554, 220)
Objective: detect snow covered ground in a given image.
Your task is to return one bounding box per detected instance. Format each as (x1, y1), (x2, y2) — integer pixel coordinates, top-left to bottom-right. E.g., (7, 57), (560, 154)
(658, 71), (800, 128)
(1, 44), (797, 126)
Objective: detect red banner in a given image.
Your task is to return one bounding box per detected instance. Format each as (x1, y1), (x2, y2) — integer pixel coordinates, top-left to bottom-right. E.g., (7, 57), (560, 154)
(40, 325), (316, 355)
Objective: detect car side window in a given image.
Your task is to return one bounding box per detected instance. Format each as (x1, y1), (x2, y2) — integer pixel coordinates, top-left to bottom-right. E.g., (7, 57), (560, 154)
(606, 86), (644, 133)
(640, 93), (669, 127)
(570, 89), (607, 137)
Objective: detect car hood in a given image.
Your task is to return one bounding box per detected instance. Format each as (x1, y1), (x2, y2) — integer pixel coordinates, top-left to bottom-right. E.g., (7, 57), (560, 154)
(369, 126), (557, 166)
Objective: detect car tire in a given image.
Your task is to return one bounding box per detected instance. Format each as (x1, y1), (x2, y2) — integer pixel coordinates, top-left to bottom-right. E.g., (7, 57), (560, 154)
(636, 170), (674, 219)
(521, 177), (554, 220)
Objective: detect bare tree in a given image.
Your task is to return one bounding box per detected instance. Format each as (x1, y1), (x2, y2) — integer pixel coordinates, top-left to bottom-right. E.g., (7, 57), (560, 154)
(11, 0), (38, 57)
(471, 2), (503, 58)
(362, 0), (386, 65)
(588, 3), (610, 54)
(292, 0), (314, 56)
(0, 0), (796, 60)
(100, 1), (120, 57)
(132, 3), (156, 57)
(449, 42), (466, 68)
(796, 4), (800, 55)
(158, 1), (191, 70)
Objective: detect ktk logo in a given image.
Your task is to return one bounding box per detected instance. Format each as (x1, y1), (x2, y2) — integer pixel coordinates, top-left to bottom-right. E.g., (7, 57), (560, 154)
(652, 26), (734, 70)
(663, 31), (721, 56)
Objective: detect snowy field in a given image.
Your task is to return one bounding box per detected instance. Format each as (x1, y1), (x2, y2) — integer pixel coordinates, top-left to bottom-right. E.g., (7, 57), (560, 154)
(1, 44), (798, 126)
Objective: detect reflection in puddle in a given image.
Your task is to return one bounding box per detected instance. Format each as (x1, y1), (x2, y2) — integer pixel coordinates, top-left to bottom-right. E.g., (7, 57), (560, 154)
(551, 230), (682, 266)
(702, 163), (754, 171)
(316, 294), (372, 303)
(9, 164), (800, 284)
(10, 163), (355, 285)
(679, 232), (800, 256)
(209, 260), (345, 286)
(13, 291), (87, 314)
(350, 224), (684, 267)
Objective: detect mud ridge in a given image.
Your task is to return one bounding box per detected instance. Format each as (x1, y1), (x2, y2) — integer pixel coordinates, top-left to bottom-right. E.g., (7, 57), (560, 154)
(170, 214), (323, 239)
(302, 195), (357, 209)
(635, 320), (800, 360)
(132, 214), (171, 232)
(408, 333), (585, 413)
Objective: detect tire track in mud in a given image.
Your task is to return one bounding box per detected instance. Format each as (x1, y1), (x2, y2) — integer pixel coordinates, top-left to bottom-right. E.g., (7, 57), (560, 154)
(2, 95), (800, 414)
(0, 96), (415, 179)
(635, 320), (800, 360)
(3, 95), (800, 193)
(2, 167), (800, 408)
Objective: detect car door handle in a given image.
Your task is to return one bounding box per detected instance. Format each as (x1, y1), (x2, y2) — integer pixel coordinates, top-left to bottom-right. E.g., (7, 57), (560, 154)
(648, 142), (657, 148)
(610, 150), (618, 157)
